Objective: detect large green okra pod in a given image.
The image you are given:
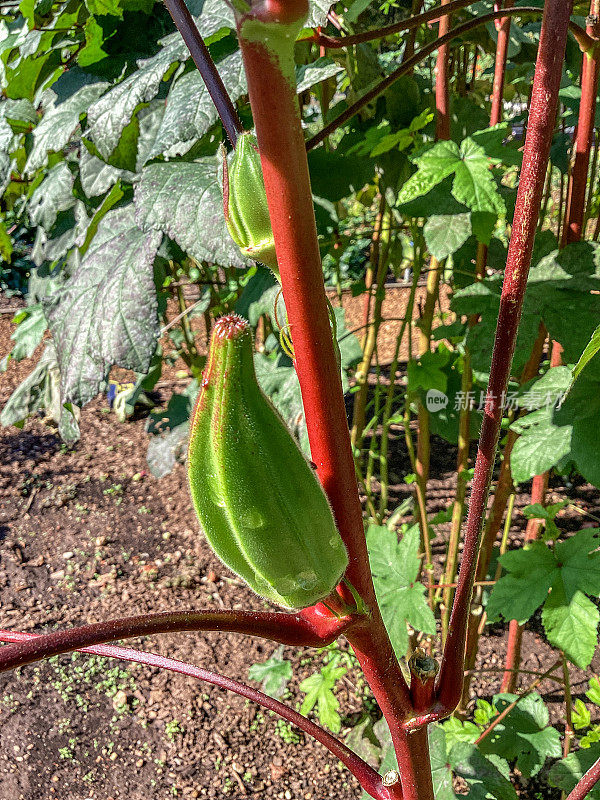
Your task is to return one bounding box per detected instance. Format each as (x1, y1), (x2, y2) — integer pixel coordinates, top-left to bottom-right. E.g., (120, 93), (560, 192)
(188, 314), (348, 609)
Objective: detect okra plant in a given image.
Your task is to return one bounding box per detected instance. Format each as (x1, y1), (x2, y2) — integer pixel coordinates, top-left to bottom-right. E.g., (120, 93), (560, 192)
(3, 0), (600, 797)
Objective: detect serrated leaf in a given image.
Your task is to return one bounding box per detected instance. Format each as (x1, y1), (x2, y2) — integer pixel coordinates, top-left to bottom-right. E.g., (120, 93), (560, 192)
(148, 52), (246, 159)
(134, 158), (246, 267)
(476, 693), (561, 779)
(398, 137), (504, 216)
(248, 647), (292, 699)
(542, 586), (599, 669)
(25, 81), (108, 175)
(549, 743), (600, 799)
(571, 322), (600, 385)
(367, 524), (436, 657)
(295, 56), (342, 93)
(28, 161), (74, 230)
(486, 542), (558, 623)
(450, 742), (517, 800)
(79, 145), (127, 198)
(7, 303), (46, 362)
(424, 213), (471, 259)
(299, 658), (346, 733)
(44, 205), (161, 407)
(86, 40), (185, 160)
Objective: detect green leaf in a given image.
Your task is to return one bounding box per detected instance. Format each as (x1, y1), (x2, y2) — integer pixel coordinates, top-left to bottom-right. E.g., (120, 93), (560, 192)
(0, 342), (80, 442)
(25, 81), (109, 174)
(407, 349), (449, 395)
(398, 137), (505, 216)
(449, 742), (517, 800)
(295, 56), (343, 93)
(248, 647), (292, 699)
(429, 725), (457, 800)
(570, 321), (600, 385)
(0, 220), (13, 263)
(452, 242), (600, 379)
(134, 158), (246, 267)
(28, 161), (74, 230)
(424, 213), (472, 260)
(549, 743), (600, 798)
(441, 717), (481, 750)
(572, 699), (591, 730)
(366, 524), (436, 657)
(7, 303), (47, 363)
(476, 693), (562, 780)
(486, 542), (558, 623)
(299, 658), (347, 733)
(86, 38), (185, 160)
(79, 179), (125, 257)
(542, 586), (599, 669)
(44, 205), (162, 406)
(587, 677), (600, 706)
(79, 145), (127, 198)
(147, 52), (246, 159)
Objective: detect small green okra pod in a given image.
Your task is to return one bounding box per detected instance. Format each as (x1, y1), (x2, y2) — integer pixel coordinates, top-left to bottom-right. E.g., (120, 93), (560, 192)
(223, 132), (278, 273)
(187, 314), (348, 609)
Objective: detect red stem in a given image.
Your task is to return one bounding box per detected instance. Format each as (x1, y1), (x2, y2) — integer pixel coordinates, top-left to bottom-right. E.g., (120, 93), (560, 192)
(306, 8), (557, 151)
(0, 630), (392, 800)
(314, 0), (477, 49)
(435, 0), (575, 718)
(435, 0), (452, 140)
(562, 13), (600, 245)
(566, 755), (600, 800)
(489, 0), (514, 127)
(0, 609), (354, 673)
(235, 4), (414, 796)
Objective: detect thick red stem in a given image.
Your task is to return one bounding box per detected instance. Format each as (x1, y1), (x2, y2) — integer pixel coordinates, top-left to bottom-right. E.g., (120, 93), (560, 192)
(0, 609), (353, 673)
(435, 0), (574, 717)
(566, 755), (600, 800)
(489, 0), (514, 126)
(0, 630), (392, 800)
(235, 5), (414, 795)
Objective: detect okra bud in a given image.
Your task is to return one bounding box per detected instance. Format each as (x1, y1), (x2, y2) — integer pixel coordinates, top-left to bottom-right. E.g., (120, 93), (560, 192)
(188, 314), (348, 609)
(223, 133), (278, 273)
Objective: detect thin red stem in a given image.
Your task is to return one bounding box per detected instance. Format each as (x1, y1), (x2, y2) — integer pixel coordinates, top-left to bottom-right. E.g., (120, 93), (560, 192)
(306, 8), (559, 151)
(489, 0), (514, 126)
(313, 0), (478, 49)
(162, 0), (244, 146)
(435, 0), (575, 718)
(0, 609), (354, 673)
(0, 630), (392, 800)
(562, 9), (600, 244)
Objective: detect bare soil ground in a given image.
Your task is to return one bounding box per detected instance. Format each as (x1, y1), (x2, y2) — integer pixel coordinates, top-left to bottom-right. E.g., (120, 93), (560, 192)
(1, 288), (599, 800)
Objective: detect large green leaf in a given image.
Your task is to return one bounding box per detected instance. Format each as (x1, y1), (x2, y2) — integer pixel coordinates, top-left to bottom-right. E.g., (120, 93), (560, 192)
(147, 52), (246, 159)
(475, 693), (561, 779)
(25, 81), (108, 175)
(366, 523), (436, 657)
(542, 586), (600, 669)
(28, 161), (74, 230)
(134, 158), (246, 267)
(44, 205), (162, 406)
(549, 743), (600, 799)
(452, 242), (600, 378)
(398, 137), (505, 216)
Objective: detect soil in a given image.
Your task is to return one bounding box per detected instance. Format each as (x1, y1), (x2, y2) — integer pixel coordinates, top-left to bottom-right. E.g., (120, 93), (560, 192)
(1, 288), (599, 800)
